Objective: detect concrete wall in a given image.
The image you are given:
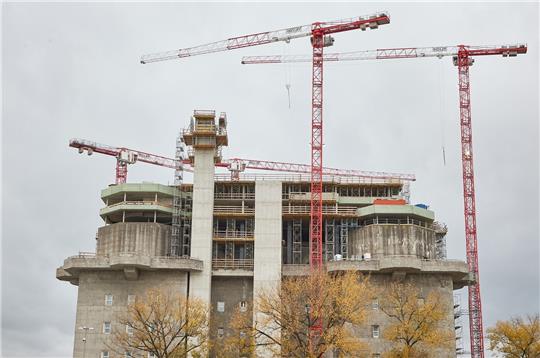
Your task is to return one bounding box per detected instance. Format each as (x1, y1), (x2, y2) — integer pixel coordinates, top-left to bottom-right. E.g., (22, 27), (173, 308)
(253, 181), (282, 357)
(189, 149), (215, 303)
(349, 224), (436, 259)
(210, 277), (253, 357)
(96, 222), (171, 256)
(72, 270), (188, 358)
(354, 273), (456, 357)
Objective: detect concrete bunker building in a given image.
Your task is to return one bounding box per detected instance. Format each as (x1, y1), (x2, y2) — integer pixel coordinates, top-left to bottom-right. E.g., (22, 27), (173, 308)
(57, 110), (470, 357)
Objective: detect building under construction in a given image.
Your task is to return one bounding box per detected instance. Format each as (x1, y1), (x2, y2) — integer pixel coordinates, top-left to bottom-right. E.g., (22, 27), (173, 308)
(57, 110), (470, 357)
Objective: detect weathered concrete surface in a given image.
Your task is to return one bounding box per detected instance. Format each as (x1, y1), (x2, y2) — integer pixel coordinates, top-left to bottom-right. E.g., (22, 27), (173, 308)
(211, 269), (253, 277)
(101, 183), (175, 202)
(282, 257), (470, 289)
(210, 277), (253, 357)
(71, 270), (188, 358)
(96, 222), (172, 256)
(189, 148), (216, 303)
(253, 181), (282, 357)
(280, 268), (459, 357)
(349, 224), (436, 259)
(354, 273), (457, 357)
(357, 204), (435, 220)
(56, 254), (203, 286)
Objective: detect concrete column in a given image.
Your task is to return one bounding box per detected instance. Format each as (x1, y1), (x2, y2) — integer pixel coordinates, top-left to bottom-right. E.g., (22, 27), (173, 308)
(253, 181), (282, 357)
(189, 149), (215, 303)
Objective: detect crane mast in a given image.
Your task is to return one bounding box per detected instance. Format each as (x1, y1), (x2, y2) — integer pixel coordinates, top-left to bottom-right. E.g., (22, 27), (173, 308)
(241, 42), (527, 358)
(140, 12), (391, 351)
(457, 46), (483, 358)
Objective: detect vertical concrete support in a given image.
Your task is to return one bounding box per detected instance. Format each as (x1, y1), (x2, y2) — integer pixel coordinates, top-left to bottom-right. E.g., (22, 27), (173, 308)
(189, 149), (215, 303)
(253, 181), (282, 357)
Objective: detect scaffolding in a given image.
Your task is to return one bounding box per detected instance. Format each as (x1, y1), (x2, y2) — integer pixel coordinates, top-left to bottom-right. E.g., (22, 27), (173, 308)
(434, 221), (448, 260)
(292, 219), (302, 264)
(181, 194), (192, 256)
(170, 134), (185, 256)
(340, 221), (349, 259)
(454, 294), (465, 355)
(325, 219), (335, 261)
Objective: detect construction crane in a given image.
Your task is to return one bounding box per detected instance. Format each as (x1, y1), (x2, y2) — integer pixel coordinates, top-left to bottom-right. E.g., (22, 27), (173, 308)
(141, 13), (391, 346)
(69, 138), (415, 183)
(69, 138), (188, 184)
(240, 43), (527, 358)
(141, 12), (390, 282)
(241, 44), (527, 63)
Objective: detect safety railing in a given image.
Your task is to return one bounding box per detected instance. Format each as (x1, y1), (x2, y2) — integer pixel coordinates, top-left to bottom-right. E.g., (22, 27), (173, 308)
(214, 192), (255, 200)
(213, 230), (254, 240)
(285, 191), (339, 201)
(214, 173), (403, 184)
(282, 205), (358, 215)
(359, 217), (432, 229)
(213, 206), (255, 215)
(70, 252), (202, 261)
(105, 200), (173, 209)
(194, 109), (216, 117)
(212, 259), (254, 270)
(341, 255), (463, 263)
(68, 252), (97, 259)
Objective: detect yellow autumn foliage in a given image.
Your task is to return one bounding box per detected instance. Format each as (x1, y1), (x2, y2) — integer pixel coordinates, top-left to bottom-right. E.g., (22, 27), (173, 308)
(380, 282), (454, 358)
(220, 270), (373, 358)
(108, 288), (209, 358)
(487, 314), (540, 358)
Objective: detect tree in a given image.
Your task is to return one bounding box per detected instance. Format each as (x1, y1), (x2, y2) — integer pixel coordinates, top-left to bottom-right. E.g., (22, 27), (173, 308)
(214, 307), (255, 358)
(487, 314), (540, 358)
(223, 270), (373, 358)
(108, 288), (209, 358)
(379, 282), (454, 358)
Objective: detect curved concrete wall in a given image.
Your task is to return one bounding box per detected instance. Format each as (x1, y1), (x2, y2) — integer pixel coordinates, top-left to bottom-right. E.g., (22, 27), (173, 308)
(96, 223), (172, 257)
(349, 224), (436, 259)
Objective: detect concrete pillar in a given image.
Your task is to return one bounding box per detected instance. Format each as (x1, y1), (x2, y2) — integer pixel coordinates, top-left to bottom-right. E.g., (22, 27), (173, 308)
(253, 181), (282, 357)
(189, 149), (215, 303)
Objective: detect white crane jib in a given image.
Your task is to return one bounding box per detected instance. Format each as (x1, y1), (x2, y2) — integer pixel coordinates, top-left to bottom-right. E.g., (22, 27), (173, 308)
(139, 12), (390, 64)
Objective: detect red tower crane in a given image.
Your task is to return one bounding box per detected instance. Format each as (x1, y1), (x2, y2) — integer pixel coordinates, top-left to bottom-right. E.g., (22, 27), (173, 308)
(141, 13), (391, 345)
(240, 43), (527, 358)
(141, 13), (390, 281)
(69, 138), (414, 183)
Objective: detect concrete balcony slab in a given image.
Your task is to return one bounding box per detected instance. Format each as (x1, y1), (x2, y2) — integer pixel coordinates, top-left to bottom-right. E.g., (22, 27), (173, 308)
(56, 253), (203, 286)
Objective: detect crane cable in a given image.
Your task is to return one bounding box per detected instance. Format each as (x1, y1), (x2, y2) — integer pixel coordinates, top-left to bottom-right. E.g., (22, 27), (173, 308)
(438, 60), (447, 166)
(283, 43), (292, 109)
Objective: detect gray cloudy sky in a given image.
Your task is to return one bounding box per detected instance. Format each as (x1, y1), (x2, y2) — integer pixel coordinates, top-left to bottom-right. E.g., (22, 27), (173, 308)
(2, 2), (538, 357)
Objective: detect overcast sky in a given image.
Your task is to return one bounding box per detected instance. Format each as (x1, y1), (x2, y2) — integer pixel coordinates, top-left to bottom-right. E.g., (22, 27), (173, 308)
(2, 2), (538, 357)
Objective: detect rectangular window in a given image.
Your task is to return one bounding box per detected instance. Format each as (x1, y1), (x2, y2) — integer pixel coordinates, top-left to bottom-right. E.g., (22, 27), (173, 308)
(128, 294), (136, 305)
(105, 294), (113, 306)
(372, 354), (381, 358)
(217, 301), (225, 313)
(126, 324), (134, 336)
(101, 352), (109, 358)
(125, 352), (133, 358)
(372, 299), (379, 310)
(372, 325), (380, 338)
(103, 322), (111, 334)
(217, 327), (224, 338)
(240, 301), (247, 312)
(148, 353), (156, 358)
